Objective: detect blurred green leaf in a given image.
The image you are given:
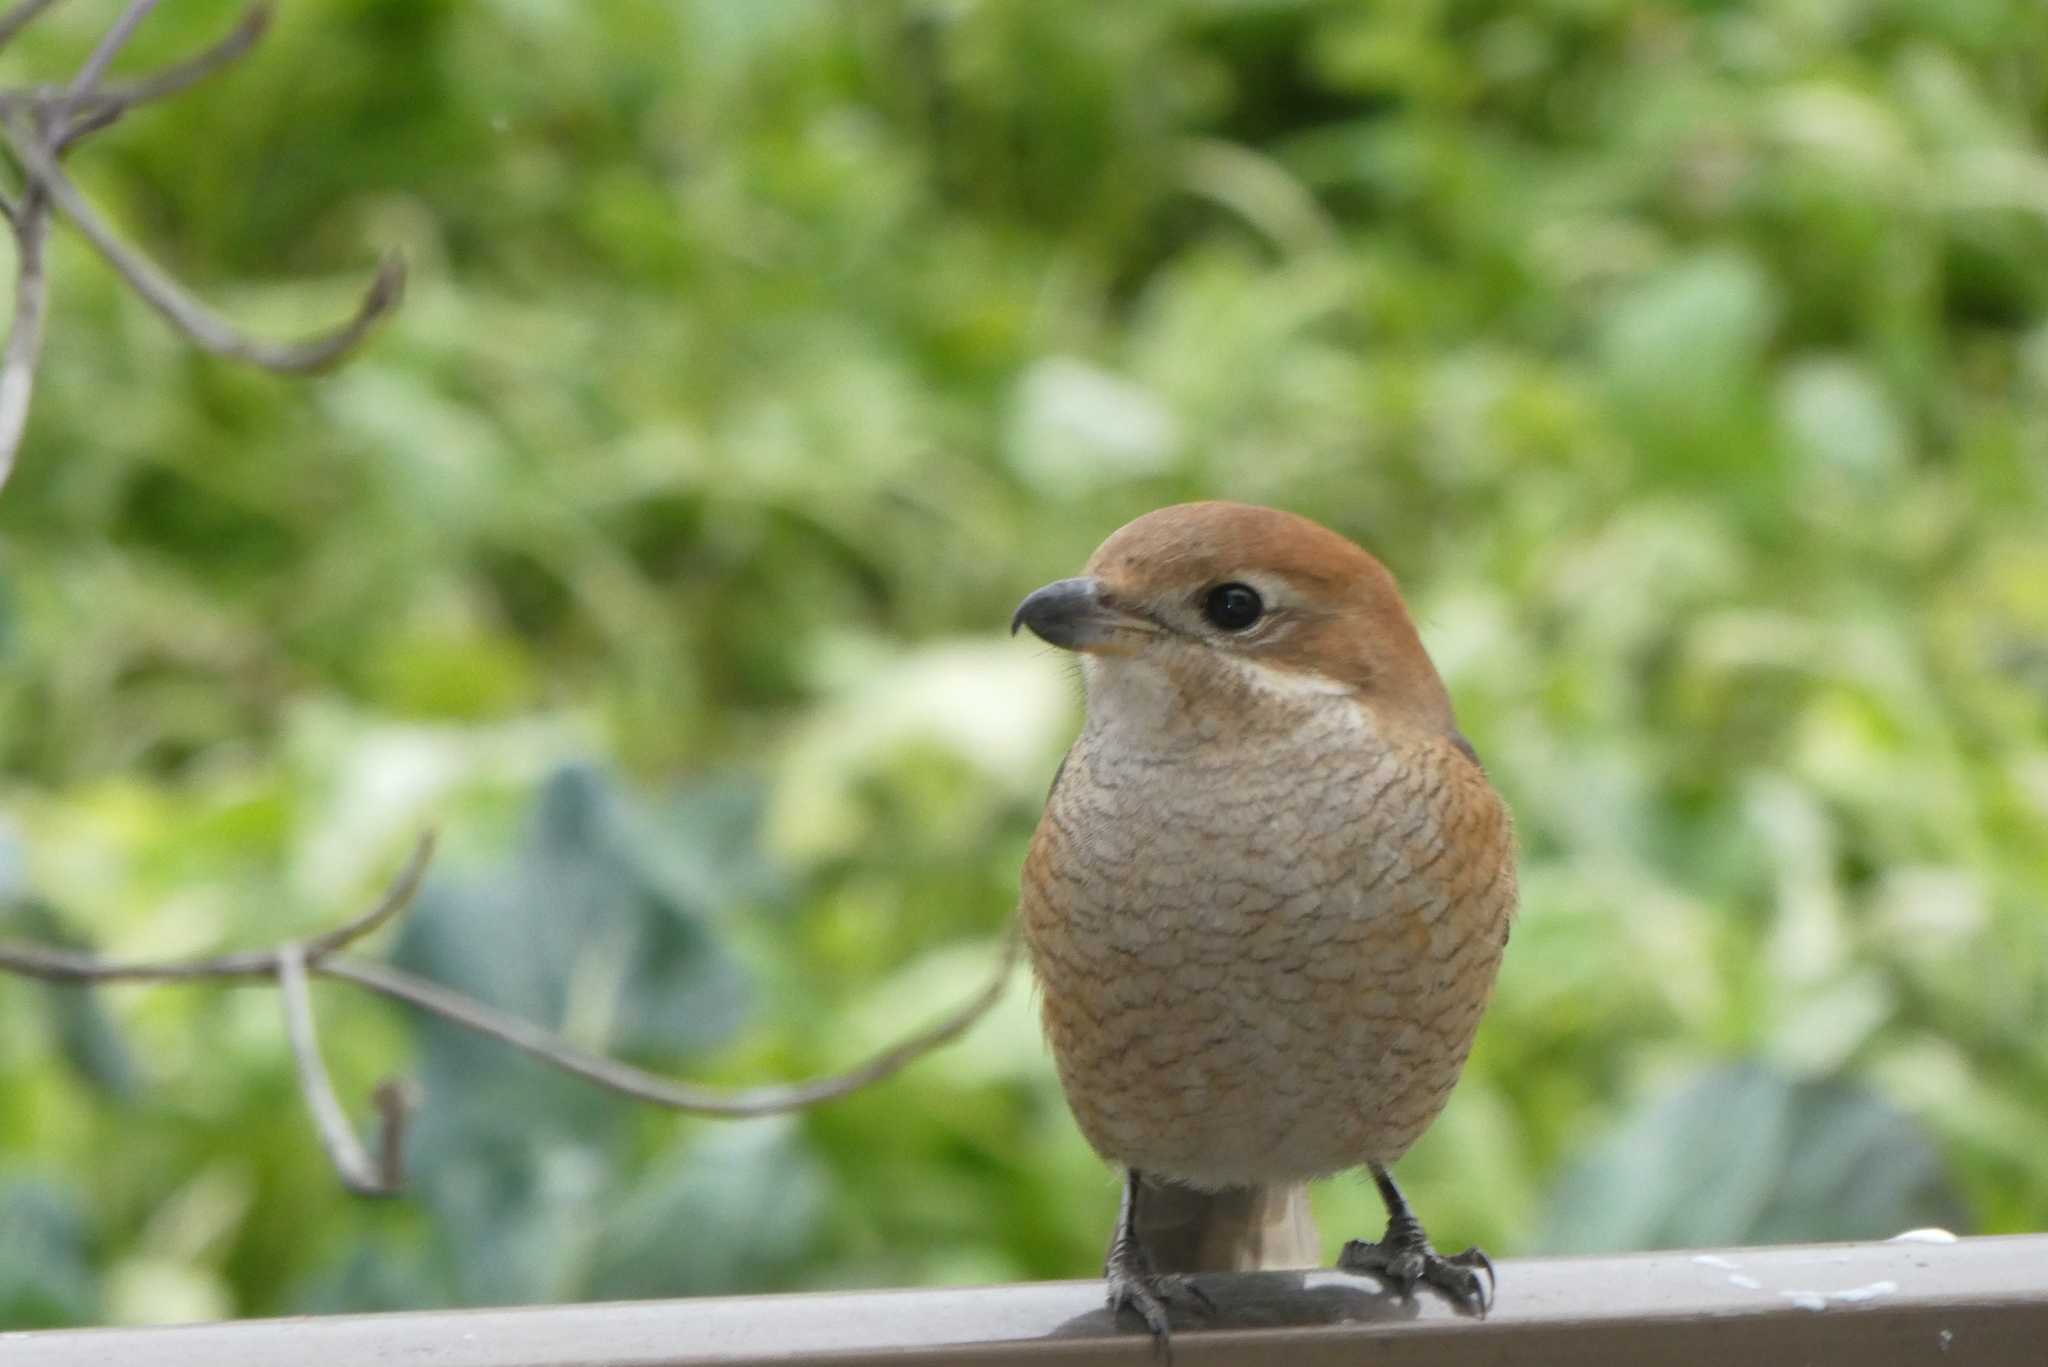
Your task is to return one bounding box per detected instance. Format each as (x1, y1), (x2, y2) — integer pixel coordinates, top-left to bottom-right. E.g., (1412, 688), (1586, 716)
(587, 1119), (829, 1299)
(0, 1179), (99, 1328)
(0, 900), (139, 1101)
(386, 764), (762, 1303)
(1536, 1064), (1971, 1253)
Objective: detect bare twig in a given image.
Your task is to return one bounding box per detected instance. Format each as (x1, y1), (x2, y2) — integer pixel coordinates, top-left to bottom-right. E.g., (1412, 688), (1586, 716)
(57, 3), (272, 150)
(0, 0), (66, 53)
(0, 0), (399, 494)
(60, 0), (159, 113)
(323, 927), (1024, 1118)
(301, 832), (436, 962)
(6, 120), (404, 372)
(0, 187), (49, 487)
(0, 830), (1023, 1192)
(372, 1078), (419, 1186)
(279, 942), (408, 1197)
(99, 2), (269, 105)
(48, 93), (119, 145)
(0, 831), (435, 983)
(0, 6), (275, 148)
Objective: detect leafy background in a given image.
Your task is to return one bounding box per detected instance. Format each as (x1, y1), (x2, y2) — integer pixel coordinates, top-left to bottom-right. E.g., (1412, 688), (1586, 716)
(1, 0), (2044, 1328)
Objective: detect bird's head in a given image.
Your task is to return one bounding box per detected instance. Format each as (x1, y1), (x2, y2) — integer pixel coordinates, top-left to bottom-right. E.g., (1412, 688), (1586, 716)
(1012, 502), (1455, 737)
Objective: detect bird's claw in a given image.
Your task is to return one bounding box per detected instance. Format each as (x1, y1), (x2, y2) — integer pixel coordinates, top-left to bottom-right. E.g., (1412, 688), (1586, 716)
(1106, 1240), (1213, 1355)
(1340, 1234), (1495, 1316)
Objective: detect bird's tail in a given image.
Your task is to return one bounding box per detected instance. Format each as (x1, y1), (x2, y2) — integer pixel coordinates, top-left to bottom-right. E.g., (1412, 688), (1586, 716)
(1134, 1176), (1322, 1273)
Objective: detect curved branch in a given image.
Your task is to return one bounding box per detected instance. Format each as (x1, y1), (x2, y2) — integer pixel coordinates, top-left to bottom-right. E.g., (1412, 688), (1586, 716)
(3, 112), (405, 374)
(56, 3), (273, 151)
(0, 5), (271, 120)
(62, 0), (159, 112)
(105, 2), (270, 104)
(301, 832), (436, 962)
(0, 0), (397, 498)
(0, 831), (434, 983)
(0, 187), (50, 488)
(0, 0), (67, 53)
(279, 943), (408, 1197)
(0, 828), (1022, 1133)
(322, 926), (1023, 1118)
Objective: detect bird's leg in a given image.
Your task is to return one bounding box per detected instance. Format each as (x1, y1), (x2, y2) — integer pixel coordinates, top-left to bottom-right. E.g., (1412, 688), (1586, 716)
(1337, 1165), (1495, 1315)
(1106, 1169), (1215, 1350)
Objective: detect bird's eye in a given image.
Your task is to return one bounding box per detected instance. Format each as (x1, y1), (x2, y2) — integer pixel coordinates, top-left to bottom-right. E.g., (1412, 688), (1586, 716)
(1202, 582), (1264, 631)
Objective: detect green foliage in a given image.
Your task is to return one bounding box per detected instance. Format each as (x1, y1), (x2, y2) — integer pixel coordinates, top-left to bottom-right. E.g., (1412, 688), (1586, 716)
(379, 766), (766, 1308)
(2, 0), (2047, 1329)
(1537, 1063), (1968, 1251)
(0, 1179), (99, 1326)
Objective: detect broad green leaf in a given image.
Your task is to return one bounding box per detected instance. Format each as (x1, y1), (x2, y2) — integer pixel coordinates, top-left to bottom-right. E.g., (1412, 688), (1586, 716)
(1536, 1064), (1970, 1253)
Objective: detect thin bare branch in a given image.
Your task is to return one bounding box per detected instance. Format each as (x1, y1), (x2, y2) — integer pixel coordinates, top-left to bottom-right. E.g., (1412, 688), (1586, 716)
(61, 0), (158, 111)
(0, 189), (51, 491)
(0, 826), (1018, 1133)
(54, 3), (273, 151)
(0, 831), (434, 983)
(2, 112), (405, 373)
(301, 832), (436, 961)
(0, 5), (273, 147)
(105, 2), (269, 104)
(3, 895), (1020, 1120)
(0, 0), (395, 496)
(0, 933), (277, 982)
(322, 926), (1024, 1118)
(372, 1078), (419, 1187)
(0, 0), (66, 53)
(279, 943), (407, 1197)
(52, 98), (120, 146)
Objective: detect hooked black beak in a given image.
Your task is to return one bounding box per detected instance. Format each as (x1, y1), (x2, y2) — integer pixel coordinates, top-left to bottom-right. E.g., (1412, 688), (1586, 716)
(1010, 576), (1130, 651)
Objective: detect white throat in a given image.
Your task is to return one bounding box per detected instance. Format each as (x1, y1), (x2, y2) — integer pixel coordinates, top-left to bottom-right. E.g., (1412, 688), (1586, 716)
(1081, 652), (1364, 749)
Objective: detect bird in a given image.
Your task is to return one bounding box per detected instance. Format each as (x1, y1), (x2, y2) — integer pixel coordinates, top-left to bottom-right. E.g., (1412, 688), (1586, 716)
(1011, 501), (1516, 1347)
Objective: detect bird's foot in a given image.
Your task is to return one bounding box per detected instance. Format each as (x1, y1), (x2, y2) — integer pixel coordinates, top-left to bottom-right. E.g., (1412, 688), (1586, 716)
(1106, 1235), (1214, 1354)
(1339, 1221), (1495, 1317)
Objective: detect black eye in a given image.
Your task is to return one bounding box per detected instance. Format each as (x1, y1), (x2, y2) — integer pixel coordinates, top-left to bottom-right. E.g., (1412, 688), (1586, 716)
(1202, 582), (1264, 631)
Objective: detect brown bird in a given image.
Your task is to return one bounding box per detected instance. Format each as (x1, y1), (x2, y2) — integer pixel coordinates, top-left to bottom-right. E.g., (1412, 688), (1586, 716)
(1012, 502), (1516, 1344)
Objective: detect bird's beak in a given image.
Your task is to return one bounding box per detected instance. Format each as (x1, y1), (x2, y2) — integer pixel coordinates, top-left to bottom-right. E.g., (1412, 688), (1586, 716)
(1010, 576), (1136, 652)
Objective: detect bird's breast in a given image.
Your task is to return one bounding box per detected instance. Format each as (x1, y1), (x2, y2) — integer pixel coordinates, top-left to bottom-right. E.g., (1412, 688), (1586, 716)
(1021, 692), (1513, 1187)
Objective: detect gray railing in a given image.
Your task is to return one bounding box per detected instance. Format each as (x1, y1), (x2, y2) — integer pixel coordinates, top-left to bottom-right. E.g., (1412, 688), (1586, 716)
(5, 1234), (2044, 1365)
